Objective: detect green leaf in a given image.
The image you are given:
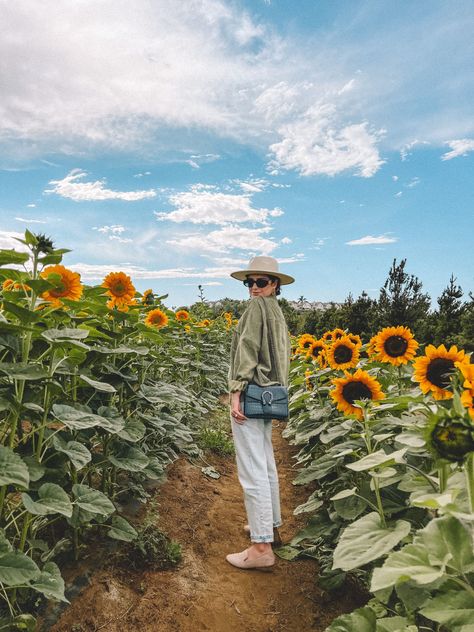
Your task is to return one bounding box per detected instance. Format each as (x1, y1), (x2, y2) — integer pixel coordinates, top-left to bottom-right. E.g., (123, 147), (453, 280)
(0, 249), (29, 266)
(0, 551), (39, 585)
(0, 614), (37, 631)
(41, 328), (89, 343)
(79, 374), (116, 393)
(334, 494), (368, 520)
(0, 446), (30, 488)
(107, 516), (138, 542)
(275, 545), (300, 560)
(1, 301), (40, 324)
(333, 512), (411, 571)
(108, 445), (149, 472)
(23, 456), (45, 483)
(347, 448), (407, 472)
(421, 515), (474, 574)
(22, 483), (73, 517)
(52, 404), (106, 430)
(52, 436), (91, 470)
(371, 542), (444, 591)
(117, 418), (146, 443)
(0, 362), (48, 380)
(31, 561), (68, 602)
(72, 484), (115, 516)
(330, 488), (357, 501)
(420, 589), (474, 631)
(293, 492), (323, 515)
(96, 407), (126, 433)
(325, 607), (376, 632)
(375, 617), (416, 632)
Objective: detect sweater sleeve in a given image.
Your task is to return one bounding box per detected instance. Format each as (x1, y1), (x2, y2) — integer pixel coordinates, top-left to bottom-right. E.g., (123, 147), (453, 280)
(228, 299), (263, 392)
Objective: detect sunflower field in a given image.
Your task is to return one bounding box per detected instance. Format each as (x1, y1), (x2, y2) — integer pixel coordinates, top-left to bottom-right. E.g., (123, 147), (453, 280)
(0, 231), (233, 629)
(285, 327), (474, 631)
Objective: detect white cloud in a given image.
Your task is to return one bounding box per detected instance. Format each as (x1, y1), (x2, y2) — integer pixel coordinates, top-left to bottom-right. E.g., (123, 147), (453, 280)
(269, 103), (385, 178)
(280, 237), (292, 244)
(346, 234), (398, 246)
(155, 184), (282, 225)
(109, 235), (133, 243)
(15, 216), (46, 223)
(167, 224), (278, 254)
(27, 203), (36, 208)
(133, 171), (151, 178)
(400, 140), (430, 161)
(0, 230), (29, 251)
(407, 177), (420, 188)
(441, 139), (474, 161)
(392, 175), (399, 181)
(395, 191), (403, 198)
(93, 225), (127, 235)
(45, 169), (156, 201)
(185, 153), (221, 169)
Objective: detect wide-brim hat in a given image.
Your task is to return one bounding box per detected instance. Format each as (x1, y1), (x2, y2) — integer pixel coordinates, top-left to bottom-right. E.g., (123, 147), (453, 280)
(230, 256), (295, 285)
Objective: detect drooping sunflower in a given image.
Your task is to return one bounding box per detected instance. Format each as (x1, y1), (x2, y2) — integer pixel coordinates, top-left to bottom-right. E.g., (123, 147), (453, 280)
(41, 265), (83, 306)
(366, 335), (381, 361)
(318, 349), (329, 369)
(456, 362), (474, 419)
(306, 339), (326, 362)
(326, 335), (360, 370)
(373, 326), (419, 366)
(429, 416), (474, 462)
(413, 344), (468, 400)
(322, 330), (334, 343)
(298, 334), (317, 351)
(332, 328), (346, 340)
(304, 368), (314, 391)
(330, 369), (385, 419)
(102, 272), (136, 309)
(141, 289), (154, 305)
(175, 309), (190, 321)
(145, 308), (169, 329)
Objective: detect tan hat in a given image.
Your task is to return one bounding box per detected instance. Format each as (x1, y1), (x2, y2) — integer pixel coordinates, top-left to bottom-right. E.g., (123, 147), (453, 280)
(230, 255), (295, 285)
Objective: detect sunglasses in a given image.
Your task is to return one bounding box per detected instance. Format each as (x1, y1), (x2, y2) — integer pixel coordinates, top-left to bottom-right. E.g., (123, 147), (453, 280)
(243, 278), (272, 288)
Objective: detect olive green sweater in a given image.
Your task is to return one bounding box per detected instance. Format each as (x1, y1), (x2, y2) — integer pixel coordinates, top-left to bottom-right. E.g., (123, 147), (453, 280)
(228, 295), (291, 394)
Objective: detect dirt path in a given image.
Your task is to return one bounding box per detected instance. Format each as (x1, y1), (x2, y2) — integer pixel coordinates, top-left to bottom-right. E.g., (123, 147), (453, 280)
(49, 422), (359, 632)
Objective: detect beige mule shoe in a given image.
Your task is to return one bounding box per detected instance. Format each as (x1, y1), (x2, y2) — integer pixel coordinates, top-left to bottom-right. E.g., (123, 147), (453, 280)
(226, 548), (275, 570)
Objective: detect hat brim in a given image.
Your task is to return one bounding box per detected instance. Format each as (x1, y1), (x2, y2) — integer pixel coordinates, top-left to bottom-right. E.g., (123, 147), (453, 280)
(230, 269), (295, 285)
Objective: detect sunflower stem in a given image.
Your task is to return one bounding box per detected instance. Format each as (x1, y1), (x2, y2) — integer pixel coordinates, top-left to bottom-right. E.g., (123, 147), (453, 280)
(438, 463), (450, 493)
(464, 452), (474, 514)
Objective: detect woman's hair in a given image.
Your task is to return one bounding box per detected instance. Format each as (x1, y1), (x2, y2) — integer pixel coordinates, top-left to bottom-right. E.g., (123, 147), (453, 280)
(268, 275), (281, 296)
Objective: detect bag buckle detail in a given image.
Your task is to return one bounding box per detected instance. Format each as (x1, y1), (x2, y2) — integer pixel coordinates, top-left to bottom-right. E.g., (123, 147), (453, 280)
(261, 390), (273, 406)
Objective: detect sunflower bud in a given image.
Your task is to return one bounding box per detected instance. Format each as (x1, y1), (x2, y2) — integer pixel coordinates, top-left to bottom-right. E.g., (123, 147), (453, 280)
(35, 233), (55, 254)
(428, 416), (474, 462)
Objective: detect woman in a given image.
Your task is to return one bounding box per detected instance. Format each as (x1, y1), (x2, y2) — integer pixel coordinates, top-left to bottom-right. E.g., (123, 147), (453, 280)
(226, 255), (294, 570)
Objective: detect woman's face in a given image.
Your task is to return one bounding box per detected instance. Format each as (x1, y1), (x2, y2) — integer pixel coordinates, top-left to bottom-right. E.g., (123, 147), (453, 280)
(246, 274), (278, 298)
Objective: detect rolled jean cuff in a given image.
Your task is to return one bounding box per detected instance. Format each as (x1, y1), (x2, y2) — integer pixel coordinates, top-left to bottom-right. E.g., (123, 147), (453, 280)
(273, 521), (282, 528)
(250, 534), (274, 543)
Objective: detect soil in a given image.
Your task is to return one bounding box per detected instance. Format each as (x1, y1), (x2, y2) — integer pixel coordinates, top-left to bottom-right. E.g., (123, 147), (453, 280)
(46, 421), (362, 632)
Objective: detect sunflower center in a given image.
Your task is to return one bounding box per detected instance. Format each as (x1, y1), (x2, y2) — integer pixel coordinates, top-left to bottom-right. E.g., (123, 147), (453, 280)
(426, 358), (455, 389)
(342, 381), (373, 404)
(303, 340), (313, 349)
(311, 345), (323, 358)
(334, 345), (353, 364)
(112, 282), (127, 296)
(384, 335), (408, 357)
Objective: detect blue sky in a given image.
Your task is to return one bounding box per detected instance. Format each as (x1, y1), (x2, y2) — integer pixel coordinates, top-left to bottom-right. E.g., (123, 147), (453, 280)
(0, 0), (473, 309)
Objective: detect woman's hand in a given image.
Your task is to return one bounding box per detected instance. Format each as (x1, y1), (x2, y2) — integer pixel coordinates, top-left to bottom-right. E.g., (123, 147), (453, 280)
(230, 391), (247, 424)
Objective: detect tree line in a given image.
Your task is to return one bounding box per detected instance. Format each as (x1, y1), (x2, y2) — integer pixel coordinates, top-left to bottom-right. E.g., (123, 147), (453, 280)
(191, 260), (474, 351)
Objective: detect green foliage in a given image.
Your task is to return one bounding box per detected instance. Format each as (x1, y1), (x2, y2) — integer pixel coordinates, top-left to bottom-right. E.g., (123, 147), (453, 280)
(127, 523), (182, 570)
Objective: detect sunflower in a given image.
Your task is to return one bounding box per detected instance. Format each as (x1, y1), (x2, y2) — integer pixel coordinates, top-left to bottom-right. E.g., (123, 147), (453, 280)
(322, 330), (334, 343)
(306, 339), (326, 362)
(298, 334), (317, 351)
(318, 349), (329, 369)
(457, 362), (474, 419)
(366, 335), (381, 361)
(40, 265), (83, 306)
(2, 279), (31, 292)
(413, 344), (468, 400)
(224, 312), (233, 321)
(429, 417), (474, 462)
(145, 308), (169, 329)
(197, 319), (211, 327)
(373, 326), (419, 366)
(326, 336), (360, 370)
(348, 333), (362, 347)
(141, 289), (154, 305)
(184, 324), (191, 333)
(330, 369), (385, 419)
(175, 309), (190, 321)
(304, 368), (314, 391)
(102, 272), (136, 309)
(332, 328), (346, 340)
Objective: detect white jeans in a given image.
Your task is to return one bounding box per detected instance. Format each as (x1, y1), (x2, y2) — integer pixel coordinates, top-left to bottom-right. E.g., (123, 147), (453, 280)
(231, 414), (282, 543)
